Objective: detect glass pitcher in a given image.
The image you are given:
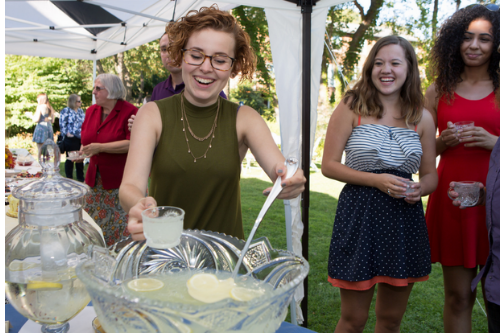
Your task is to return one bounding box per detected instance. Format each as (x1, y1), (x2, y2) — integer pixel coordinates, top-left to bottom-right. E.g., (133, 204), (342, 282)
(5, 140), (105, 333)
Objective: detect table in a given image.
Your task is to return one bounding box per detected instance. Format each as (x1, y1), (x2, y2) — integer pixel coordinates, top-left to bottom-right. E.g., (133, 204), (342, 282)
(5, 303), (316, 332)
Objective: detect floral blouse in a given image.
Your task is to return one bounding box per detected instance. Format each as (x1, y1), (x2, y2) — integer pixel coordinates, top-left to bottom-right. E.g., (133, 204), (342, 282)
(60, 107), (85, 139)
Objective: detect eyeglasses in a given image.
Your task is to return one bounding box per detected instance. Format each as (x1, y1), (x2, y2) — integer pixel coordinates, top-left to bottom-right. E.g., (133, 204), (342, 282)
(466, 3), (500, 11)
(93, 86), (107, 92)
(77, 100), (82, 103)
(181, 49), (235, 72)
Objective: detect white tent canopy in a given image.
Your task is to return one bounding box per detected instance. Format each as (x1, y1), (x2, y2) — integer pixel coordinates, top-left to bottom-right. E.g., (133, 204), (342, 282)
(6, 0), (347, 325)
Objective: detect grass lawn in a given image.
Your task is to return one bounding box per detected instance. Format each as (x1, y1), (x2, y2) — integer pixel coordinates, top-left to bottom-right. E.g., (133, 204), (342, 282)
(240, 168), (488, 333)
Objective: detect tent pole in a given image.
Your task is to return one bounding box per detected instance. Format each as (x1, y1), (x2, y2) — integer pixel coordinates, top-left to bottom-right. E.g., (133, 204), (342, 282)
(301, 0), (313, 328)
(92, 60), (96, 105)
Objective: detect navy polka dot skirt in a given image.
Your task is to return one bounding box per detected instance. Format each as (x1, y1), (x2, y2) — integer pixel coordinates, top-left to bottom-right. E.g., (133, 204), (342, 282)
(328, 169), (431, 282)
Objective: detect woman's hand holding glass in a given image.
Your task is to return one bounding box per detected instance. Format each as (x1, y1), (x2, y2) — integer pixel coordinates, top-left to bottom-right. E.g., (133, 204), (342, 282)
(81, 142), (102, 157)
(376, 174), (420, 203)
(403, 181), (422, 204)
(441, 121), (460, 147)
(458, 125), (499, 150)
(448, 181), (485, 209)
(127, 196), (157, 241)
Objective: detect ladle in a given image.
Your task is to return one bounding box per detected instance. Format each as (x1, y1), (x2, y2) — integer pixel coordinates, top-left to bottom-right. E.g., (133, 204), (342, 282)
(232, 157), (299, 278)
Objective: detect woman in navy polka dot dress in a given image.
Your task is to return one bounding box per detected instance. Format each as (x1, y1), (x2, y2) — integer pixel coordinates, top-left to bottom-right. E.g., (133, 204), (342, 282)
(321, 36), (438, 332)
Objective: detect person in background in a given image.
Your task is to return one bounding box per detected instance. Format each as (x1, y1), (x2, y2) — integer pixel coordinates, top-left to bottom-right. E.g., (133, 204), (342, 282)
(424, 5), (500, 332)
(120, 5), (305, 241)
(59, 94), (85, 182)
(32, 93), (55, 154)
(79, 74), (138, 246)
(321, 36), (437, 332)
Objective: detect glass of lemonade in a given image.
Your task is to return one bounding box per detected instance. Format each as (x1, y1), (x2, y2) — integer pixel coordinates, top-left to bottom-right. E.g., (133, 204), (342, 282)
(142, 206), (185, 248)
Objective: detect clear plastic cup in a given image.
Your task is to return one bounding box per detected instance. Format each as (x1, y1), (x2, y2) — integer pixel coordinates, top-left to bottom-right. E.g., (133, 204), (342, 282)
(448, 181), (480, 207)
(454, 121), (474, 138)
(394, 179), (415, 198)
(141, 206), (185, 249)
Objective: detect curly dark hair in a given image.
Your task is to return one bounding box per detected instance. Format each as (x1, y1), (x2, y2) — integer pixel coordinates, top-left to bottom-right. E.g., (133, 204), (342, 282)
(430, 5), (500, 102)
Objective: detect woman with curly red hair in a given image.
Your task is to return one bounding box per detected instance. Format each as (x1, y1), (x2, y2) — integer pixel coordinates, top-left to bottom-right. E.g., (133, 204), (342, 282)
(425, 5), (500, 332)
(120, 5), (306, 240)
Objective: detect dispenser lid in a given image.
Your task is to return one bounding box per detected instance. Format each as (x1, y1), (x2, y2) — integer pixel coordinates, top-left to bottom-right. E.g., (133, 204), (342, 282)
(12, 139), (89, 201)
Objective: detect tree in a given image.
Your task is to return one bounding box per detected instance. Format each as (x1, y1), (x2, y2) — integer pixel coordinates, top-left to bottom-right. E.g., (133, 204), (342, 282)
(325, 0), (385, 89)
(5, 55), (93, 136)
(97, 39), (166, 104)
(232, 6), (276, 111)
(232, 7), (273, 89)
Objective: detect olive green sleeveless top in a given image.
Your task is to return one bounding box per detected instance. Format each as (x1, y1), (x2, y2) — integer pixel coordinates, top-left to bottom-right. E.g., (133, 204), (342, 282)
(150, 93), (243, 239)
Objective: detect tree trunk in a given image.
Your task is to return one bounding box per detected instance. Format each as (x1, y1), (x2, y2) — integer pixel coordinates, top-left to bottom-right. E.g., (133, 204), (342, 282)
(432, 0), (439, 38)
(455, 0), (460, 12)
(342, 0), (385, 83)
(114, 52), (133, 101)
(96, 60), (105, 74)
(138, 71), (145, 104)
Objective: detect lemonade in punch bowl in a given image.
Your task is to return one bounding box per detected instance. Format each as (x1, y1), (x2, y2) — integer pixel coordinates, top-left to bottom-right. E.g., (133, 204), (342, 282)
(76, 228), (309, 333)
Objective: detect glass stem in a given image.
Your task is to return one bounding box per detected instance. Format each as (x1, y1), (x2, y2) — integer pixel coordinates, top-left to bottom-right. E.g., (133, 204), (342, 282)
(41, 323), (70, 333)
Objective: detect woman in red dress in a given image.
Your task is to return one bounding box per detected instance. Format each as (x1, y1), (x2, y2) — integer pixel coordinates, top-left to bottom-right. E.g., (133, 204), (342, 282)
(425, 5), (500, 332)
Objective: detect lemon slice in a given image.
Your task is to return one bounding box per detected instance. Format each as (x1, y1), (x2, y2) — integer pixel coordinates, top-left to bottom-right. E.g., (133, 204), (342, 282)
(230, 287), (265, 302)
(8, 261), (37, 272)
(187, 273), (228, 303)
(27, 281), (63, 291)
(127, 278), (164, 292)
(187, 273), (219, 292)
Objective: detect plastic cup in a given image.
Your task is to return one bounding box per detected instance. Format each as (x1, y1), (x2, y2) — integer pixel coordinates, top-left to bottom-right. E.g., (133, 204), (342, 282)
(454, 121), (474, 138)
(394, 179), (415, 198)
(448, 181), (480, 207)
(141, 206), (185, 249)
(399, 179), (415, 197)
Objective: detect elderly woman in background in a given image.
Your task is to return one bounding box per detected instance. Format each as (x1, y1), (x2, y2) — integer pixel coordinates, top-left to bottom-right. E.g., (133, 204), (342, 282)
(32, 93), (55, 154)
(80, 74), (138, 246)
(60, 94), (85, 182)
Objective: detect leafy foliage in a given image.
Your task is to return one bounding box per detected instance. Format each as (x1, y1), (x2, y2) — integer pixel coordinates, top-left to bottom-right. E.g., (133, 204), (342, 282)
(5, 55), (93, 136)
(232, 6), (273, 90)
(232, 6), (277, 116)
(229, 82), (274, 119)
(97, 39), (166, 104)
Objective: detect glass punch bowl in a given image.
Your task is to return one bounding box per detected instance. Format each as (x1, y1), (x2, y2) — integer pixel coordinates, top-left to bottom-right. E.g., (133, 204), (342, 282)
(76, 229), (309, 333)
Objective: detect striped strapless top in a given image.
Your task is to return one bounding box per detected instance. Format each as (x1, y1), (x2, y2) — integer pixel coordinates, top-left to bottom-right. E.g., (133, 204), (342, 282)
(345, 124), (422, 174)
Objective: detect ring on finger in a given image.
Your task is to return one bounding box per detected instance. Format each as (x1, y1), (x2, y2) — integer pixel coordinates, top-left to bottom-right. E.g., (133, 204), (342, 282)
(387, 189), (391, 194)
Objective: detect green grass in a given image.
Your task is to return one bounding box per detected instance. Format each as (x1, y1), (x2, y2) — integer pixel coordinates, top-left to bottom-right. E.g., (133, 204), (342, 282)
(240, 169), (488, 333)
(58, 160), (88, 181)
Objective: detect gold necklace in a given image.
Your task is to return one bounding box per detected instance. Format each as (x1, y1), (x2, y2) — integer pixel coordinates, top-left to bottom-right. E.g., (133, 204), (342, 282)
(180, 92), (220, 163)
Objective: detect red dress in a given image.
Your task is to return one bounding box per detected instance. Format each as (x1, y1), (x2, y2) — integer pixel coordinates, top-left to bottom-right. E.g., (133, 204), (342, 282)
(426, 92), (500, 268)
